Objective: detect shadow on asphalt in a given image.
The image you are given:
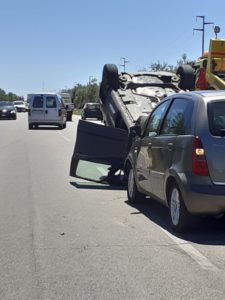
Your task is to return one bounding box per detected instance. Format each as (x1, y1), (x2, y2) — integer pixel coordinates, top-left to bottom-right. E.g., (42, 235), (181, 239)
(125, 197), (225, 246)
(70, 181), (125, 191)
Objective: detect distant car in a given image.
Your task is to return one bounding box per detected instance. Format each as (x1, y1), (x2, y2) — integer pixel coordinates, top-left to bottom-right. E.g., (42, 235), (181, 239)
(81, 103), (103, 120)
(71, 90), (225, 233)
(13, 100), (27, 112)
(0, 101), (17, 119)
(59, 93), (74, 121)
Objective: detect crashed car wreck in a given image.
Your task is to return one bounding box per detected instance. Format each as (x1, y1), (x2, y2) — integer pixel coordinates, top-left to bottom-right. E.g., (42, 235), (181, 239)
(70, 64), (181, 184)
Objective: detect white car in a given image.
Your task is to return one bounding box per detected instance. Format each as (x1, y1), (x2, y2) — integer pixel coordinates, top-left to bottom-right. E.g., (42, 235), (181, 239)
(13, 100), (28, 112)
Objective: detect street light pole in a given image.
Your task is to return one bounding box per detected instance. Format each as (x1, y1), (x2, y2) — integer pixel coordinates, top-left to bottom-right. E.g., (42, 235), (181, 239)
(194, 16), (214, 56)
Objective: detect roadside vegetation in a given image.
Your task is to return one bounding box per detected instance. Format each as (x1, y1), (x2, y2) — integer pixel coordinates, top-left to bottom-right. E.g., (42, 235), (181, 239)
(0, 88), (23, 101)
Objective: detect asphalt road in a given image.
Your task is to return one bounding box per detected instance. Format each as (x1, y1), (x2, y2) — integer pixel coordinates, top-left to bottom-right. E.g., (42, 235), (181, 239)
(1, 113), (225, 300)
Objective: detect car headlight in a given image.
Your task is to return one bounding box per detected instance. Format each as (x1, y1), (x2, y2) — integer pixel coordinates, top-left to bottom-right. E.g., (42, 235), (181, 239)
(2, 109), (7, 112)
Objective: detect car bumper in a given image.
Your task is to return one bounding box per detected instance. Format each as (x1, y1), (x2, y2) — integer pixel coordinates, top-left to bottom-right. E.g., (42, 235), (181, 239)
(0, 112), (16, 119)
(178, 174), (225, 215)
(16, 107), (27, 112)
(83, 112), (103, 119)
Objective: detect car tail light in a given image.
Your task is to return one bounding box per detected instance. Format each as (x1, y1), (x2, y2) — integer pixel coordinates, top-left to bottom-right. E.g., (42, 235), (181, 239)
(58, 109), (62, 116)
(192, 136), (209, 176)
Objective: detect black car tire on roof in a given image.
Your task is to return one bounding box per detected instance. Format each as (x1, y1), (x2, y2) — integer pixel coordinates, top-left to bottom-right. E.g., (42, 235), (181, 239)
(127, 165), (145, 203)
(168, 183), (195, 233)
(176, 64), (195, 90)
(102, 64), (119, 91)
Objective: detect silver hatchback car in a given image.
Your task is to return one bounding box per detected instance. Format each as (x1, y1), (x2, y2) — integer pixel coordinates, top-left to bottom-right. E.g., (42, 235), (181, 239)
(125, 90), (225, 232)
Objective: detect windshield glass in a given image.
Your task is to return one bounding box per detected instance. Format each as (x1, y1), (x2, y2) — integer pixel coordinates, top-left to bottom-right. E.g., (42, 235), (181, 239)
(14, 101), (24, 105)
(0, 101), (13, 106)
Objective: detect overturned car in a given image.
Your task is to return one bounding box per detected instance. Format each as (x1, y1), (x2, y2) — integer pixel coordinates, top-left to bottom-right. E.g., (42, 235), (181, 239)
(70, 64), (181, 183)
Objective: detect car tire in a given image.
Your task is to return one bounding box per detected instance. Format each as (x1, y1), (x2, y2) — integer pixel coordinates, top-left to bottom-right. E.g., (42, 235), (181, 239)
(102, 64), (119, 91)
(176, 64), (195, 90)
(127, 165), (145, 203)
(67, 112), (72, 121)
(63, 122), (67, 129)
(29, 124), (33, 129)
(168, 183), (195, 233)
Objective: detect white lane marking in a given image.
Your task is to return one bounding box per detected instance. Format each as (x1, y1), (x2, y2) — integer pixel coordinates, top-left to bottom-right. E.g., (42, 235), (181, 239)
(57, 131), (71, 142)
(161, 228), (218, 272)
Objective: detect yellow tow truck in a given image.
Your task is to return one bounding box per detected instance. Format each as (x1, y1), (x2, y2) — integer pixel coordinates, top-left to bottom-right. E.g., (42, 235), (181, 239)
(177, 39), (225, 90)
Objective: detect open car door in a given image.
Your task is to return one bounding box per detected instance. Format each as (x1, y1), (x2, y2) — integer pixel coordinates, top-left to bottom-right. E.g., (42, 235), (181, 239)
(70, 120), (128, 183)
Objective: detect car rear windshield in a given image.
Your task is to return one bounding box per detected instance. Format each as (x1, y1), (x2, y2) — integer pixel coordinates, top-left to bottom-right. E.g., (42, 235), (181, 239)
(87, 104), (100, 109)
(208, 101), (225, 136)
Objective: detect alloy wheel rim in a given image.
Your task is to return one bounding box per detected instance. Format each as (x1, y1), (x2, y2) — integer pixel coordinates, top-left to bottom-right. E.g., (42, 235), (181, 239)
(128, 169), (134, 197)
(170, 188), (180, 226)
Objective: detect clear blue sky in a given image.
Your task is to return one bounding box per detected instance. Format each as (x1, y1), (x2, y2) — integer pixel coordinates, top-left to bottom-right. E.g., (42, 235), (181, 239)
(0, 0), (224, 97)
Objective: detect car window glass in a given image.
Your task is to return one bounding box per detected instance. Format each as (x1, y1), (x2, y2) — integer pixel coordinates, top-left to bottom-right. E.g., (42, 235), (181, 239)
(46, 96), (57, 108)
(208, 101), (225, 136)
(144, 101), (169, 136)
(161, 98), (193, 135)
(33, 96), (44, 108)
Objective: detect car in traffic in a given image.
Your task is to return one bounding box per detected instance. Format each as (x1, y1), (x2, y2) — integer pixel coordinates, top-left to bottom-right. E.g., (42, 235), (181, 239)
(59, 92), (74, 121)
(13, 100), (28, 112)
(0, 101), (17, 120)
(81, 102), (103, 120)
(70, 90), (225, 232)
(27, 93), (67, 129)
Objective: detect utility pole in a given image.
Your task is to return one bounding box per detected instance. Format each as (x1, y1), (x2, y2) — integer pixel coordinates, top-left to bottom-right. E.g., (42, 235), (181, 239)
(120, 57), (130, 72)
(194, 16), (214, 56)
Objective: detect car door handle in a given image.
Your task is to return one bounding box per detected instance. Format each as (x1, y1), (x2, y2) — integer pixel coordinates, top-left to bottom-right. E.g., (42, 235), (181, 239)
(77, 152), (89, 159)
(167, 142), (173, 150)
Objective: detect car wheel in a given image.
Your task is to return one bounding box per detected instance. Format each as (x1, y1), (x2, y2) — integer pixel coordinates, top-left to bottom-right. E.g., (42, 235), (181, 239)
(176, 64), (195, 90)
(63, 122), (67, 129)
(102, 64), (119, 91)
(67, 113), (72, 121)
(127, 165), (145, 203)
(168, 184), (194, 233)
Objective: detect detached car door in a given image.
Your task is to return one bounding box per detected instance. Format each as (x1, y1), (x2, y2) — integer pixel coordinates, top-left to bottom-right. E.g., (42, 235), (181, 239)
(70, 120), (128, 183)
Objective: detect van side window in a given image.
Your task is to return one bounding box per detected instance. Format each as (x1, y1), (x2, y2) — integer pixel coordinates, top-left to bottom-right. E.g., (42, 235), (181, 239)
(46, 96), (57, 108)
(33, 96), (44, 108)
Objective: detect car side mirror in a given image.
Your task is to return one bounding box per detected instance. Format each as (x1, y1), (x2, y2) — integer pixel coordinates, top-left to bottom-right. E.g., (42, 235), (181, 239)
(130, 125), (142, 136)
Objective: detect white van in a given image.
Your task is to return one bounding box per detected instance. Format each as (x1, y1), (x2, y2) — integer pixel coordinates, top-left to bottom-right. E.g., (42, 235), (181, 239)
(28, 93), (67, 129)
